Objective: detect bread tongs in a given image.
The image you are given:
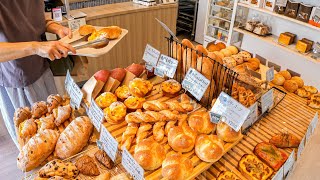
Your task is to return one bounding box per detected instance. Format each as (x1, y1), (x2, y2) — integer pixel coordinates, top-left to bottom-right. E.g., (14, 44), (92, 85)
(73, 38), (109, 50)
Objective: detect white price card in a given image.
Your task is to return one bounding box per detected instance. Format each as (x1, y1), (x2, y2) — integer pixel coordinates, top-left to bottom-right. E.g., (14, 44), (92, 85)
(182, 68), (210, 101)
(65, 70), (83, 109)
(122, 148), (144, 180)
(272, 165), (284, 180)
(266, 66), (275, 82)
(261, 89), (274, 114)
(242, 102), (258, 130)
(311, 112), (318, 134)
(88, 98), (104, 132)
(154, 54), (178, 78)
(210, 92), (251, 132)
(100, 126), (118, 162)
(68, 18), (86, 31)
(209, 111), (221, 124)
(283, 151), (295, 176)
(145, 63), (153, 72)
(143, 44), (160, 69)
(297, 136), (305, 159)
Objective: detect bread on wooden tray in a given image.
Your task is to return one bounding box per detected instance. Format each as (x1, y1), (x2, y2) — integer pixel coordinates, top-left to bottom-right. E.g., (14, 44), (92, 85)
(142, 99), (193, 113)
(272, 74), (286, 86)
(195, 134), (224, 163)
(188, 110), (215, 134)
(36, 114), (55, 131)
(161, 79), (182, 97)
(75, 155), (100, 176)
(55, 116), (93, 159)
(283, 80), (299, 93)
(53, 104), (72, 126)
(47, 94), (63, 113)
(217, 171), (240, 180)
(128, 78), (153, 97)
(238, 154), (273, 180)
(125, 110), (180, 123)
(104, 101), (127, 124)
(269, 133), (300, 148)
(38, 159), (79, 179)
(79, 25), (96, 36)
(291, 76), (304, 88)
(95, 92), (117, 109)
(161, 152), (193, 180)
(217, 121), (241, 143)
(120, 122), (139, 150)
(124, 96), (145, 110)
(115, 85), (131, 100)
(168, 121), (197, 152)
(278, 70), (291, 80)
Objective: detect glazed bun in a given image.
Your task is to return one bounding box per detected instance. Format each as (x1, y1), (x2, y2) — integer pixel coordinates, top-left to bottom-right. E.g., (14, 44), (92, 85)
(272, 74), (285, 86)
(161, 152), (193, 180)
(291, 76), (304, 88)
(226, 46), (239, 55)
(188, 111), (215, 134)
(128, 78), (153, 97)
(195, 134), (224, 163)
(79, 25), (96, 36)
(278, 70), (291, 80)
(216, 121), (241, 143)
(283, 80), (299, 93)
(134, 138), (165, 170)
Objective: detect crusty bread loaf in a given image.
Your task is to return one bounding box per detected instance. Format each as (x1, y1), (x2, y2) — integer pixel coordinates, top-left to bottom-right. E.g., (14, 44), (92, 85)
(291, 76), (304, 88)
(283, 80), (299, 93)
(272, 74), (285, 86)
(161, 152), (193, 180)
(181, 39), (195, 49)
(216, 121), (241, 143)
(110, 68), (127, 82)
(17, 129), (59, 172)
(195, 134), (224, 162)
(168, 121), (197, 152)
(134, 138), (165, 170)
(125, 63), (145, 77)
(195, 45), (208, 56)
(79, 25), (96, 36)
(278, 70), (291, 80)
(55, 116), (93, 159)
(188, 111), (215, 134)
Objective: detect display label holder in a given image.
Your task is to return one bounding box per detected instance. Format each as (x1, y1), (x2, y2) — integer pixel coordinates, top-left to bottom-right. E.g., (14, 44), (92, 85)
(143, 44), (161, 71)
(65, 70), (83, 109)
(122, 148), (145, 180)
(255, 54), (267, 65)
(99, 126), (119, 162)
(154, 54), (178, 78)
(261, 88), (274, 114)
(87, 98), (104, 132)
(242, 102), (258, 131)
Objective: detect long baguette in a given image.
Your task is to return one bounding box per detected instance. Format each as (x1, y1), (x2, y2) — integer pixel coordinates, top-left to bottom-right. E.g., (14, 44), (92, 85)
(143, 100), (193, 113)
(125, 110), (180, 123)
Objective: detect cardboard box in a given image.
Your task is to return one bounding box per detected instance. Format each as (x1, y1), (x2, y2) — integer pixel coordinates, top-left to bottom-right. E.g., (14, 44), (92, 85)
(82, 76), (105, 104)
(103, 77), (121, 93)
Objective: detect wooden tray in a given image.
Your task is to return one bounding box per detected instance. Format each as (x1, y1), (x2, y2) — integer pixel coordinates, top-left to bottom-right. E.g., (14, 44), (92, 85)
(60, 26), (128, 57)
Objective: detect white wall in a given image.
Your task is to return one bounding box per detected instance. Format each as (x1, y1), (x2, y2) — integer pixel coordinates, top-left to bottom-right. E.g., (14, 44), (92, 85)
(195, 0), (210, 43)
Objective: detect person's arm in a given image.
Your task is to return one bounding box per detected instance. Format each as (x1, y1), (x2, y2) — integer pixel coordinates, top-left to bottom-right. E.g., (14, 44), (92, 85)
(0, 41), (76, 63)
(45, 15), (72, 39)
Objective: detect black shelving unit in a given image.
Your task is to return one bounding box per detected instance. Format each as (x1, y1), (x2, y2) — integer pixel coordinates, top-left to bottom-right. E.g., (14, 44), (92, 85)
(177, 0), (199, 40)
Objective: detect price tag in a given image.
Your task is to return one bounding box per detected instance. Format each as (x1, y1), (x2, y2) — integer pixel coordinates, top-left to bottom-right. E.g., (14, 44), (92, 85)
(68, 18), (86, 31)
(283, 151), (295, 176)
(182, 68), (210, 101)
(297, 136), (305, 159)
(209, 111), (221, 124)
(143, 44), (160, 68)
(52, 8), (63, 21)
(272, 165), (284, 180)
(154, 54), (178, 78)
(311, 112), (318, 134)
(210, 92), (250, 132)
(242, 102), (258, 130)
(122, 148), (144, 180)
(65, 70), (83, 109)
(266, 66), (275, 82)
(261, 89), (274, 114)
(100, 126), (119, 162)
(88, 98), (104, 132)
(145, 63), (153, 72)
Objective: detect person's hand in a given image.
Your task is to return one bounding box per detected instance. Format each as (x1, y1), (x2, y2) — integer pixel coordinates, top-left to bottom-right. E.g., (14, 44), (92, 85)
(33, 41), (76, 61)
(56, 26), (73, 39)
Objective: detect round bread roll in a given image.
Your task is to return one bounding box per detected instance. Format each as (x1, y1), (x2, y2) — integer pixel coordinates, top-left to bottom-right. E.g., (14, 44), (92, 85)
(188, 111), (215, 134)
(216, 121), (241, 143)
(272, 74), (285, 86)
(181, 39), (195, 49)
(126, 63), (145, 77)
(220, 49), (233, 57)
(304, 86), (318, 94)
(195, 45), (208, 56)
(161, 152), (193, 180)
(278, 70), (291, 80)
(207, 44), (221, 52)
(195, 134), (224, 163)
(291, 76), (304, 88)
(95, 92), (117, 109)
(134, 138), (165, 170)
(246, 58), (260, 71)
(231, 55), (243, 65)
(79, 25), (96, 36)
(110, 68), (127, 82)
(99, 26), (122, 40)
(213, 51), (225, 59)
(168, 121), (197, 152)
(216, 42), (226, 50)
(238, 51), (252, 61)
(104, 101), (127, 124)
(161, 79), (182, 97)
(222, 57), (237, 68)
(283, 80), (299, 93)
(226, 46), (239, 55)
(128, 78), (153, 97)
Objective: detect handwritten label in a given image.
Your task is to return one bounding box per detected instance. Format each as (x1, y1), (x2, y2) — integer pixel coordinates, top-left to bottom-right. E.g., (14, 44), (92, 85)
(100, 126), (119, 162)
(242, 102), (258, 130)
(68, 18), (86, 31)
(143, 44), (160, 69)
(261, 89), (274, 114)
(88, 98), (104, 132)
(65, 70), (83, 109)
(209, 111), (221, 124)
(145, 63), (153, 72)
(154, 54), (178, 78)
(122, 148), (144, 180)
(182, 68), (210, 101)
(283, 151), (295, 176)
(266, 66), (275, 82)
(210, 92), (250, 131)
(272, 165), (284, 180)
(297, 136), (305, 159)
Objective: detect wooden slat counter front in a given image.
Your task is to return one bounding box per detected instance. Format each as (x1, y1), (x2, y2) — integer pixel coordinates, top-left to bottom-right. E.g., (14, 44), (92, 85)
(61, 2), (178, 77)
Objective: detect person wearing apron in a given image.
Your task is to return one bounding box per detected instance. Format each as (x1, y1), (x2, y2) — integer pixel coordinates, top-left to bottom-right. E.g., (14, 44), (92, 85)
(0, 0), (76, 147)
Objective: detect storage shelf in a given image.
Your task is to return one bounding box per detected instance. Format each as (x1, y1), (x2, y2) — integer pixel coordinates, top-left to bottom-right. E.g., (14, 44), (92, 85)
(209, 24), (229, 32)
(210, 15), (231, 22)
(234, 27), (320, 64)
(212, 3), (233, 11)
(238, 2), (320, 32)
(205, 34), (227, 43)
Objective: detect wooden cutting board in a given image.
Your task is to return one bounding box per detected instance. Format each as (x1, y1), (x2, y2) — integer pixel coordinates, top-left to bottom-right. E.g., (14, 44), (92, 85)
(60, 26), (128, 57)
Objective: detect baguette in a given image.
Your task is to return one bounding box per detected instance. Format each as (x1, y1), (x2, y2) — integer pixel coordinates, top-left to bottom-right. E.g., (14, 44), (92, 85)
(143, 100), (193, 113)
(125, 110), (180, 123)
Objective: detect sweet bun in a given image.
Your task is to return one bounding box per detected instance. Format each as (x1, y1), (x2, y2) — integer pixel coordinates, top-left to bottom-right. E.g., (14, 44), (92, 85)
(161, 79), (182, 97)
(272, 74), (285, 86)
(213, 51), (225, 59)
(231, 55), (243, 65)
(128, 78), (153, 97)
(168, 121), (197, 152)
(296, 88), (311, 98)
(238, 51), (252, 61)
(124, 96), (145, 110)
(95, 92), (117, 109)
(283, 80), (299, 93)
(115, 85), (131, 100)
(126, 63), (145, 77)
(79, 25), (96, 36)
(216, 121), (241, 143)
(226, 46), (239, 55)
(134, 138), (165, 170)
(195, 45), (208, 56)
(220, 49), (233, 57)
(181, 39), (195, 49)
(216, 42), (226, 50)
(161, 152), (193, 180)
(291, 76), (304, 88)
(207, 44), (221, 52)
(188, 111), (215, 134)
(223, 57), (237, 68)
(110, 68), (126, 82)
(195, 134), (224, 163)
(104, 101), (127, 124)
(278, 70), (291, 80)
(96, 26), (122, 40)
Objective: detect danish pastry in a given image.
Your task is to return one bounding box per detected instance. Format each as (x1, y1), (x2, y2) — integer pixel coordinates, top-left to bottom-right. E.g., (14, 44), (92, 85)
(115, 85), (131, 100)
(161, 79), (181, 97)
(124, 96), (145, 110)
(104, 101), (127, 124)
(95, 92), (117, 109)
(128, 78), (153, 97)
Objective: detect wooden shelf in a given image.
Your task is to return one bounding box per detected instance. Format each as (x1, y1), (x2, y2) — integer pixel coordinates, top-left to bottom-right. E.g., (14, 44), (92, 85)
(209, 15), (231, 22)
(234, 27), (320, 64)
(209, 24), (229, 32)
(238, 3), (320, 32)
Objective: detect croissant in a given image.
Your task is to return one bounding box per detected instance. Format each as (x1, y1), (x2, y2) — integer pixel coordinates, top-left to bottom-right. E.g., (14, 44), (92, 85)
(75, 155), (100, 176)
(143, 100), (193, 113)
(53, 105), (72, 126)
(19, 119), (37, 139)
(125, 110), (180, 123)
(47, 94), (63, 113)
(94, 150), (114, 169)
(32, 101), (48, 118)
(14, 107), (32, 129)
(153, 121), (166, 142)
(121, 123), (139, 150)
(36, 114), (55, 132)
(136, 123), (153, 144)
